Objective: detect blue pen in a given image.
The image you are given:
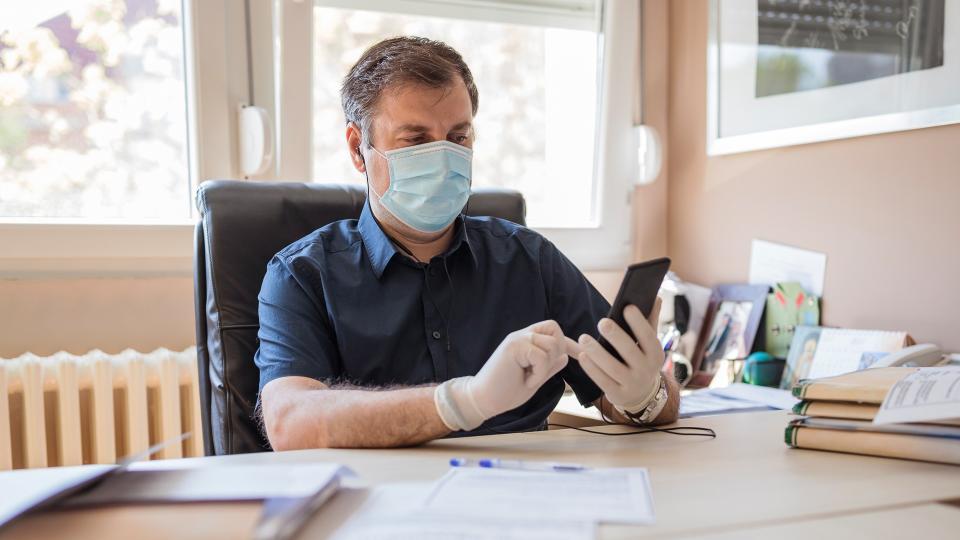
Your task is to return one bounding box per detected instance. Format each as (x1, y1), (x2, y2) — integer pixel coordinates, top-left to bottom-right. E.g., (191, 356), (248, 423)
(450, 457), (587, 472)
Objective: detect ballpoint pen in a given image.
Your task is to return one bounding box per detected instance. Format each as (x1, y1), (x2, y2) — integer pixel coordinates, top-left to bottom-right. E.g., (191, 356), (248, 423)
(450, 457), (588, 472)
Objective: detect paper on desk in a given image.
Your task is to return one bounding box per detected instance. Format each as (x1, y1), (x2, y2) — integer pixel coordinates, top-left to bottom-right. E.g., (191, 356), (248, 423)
(679, 390), (772, 417)
(0, 465), (116, 528)
(331, 482), (595, 540)
(749, 239), (826, 297)
(679, 383), (797, 417)
(873, 367), (960, 424)
(422, 467), (654, 525)
(68, 463), (353, 504)
(335, 514), (594, 540)
(710, 383), (799, 410)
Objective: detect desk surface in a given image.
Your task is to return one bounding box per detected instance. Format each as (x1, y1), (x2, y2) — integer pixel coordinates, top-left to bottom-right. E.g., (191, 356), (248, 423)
(2, 410), (958, 539)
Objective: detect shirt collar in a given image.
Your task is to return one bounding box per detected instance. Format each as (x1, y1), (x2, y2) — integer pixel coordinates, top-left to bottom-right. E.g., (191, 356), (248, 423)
(358, 203), (478, 279)
(358, 202), (398, 279)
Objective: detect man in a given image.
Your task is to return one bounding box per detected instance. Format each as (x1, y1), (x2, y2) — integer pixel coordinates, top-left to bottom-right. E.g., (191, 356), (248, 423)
(256, 36), (679, 450)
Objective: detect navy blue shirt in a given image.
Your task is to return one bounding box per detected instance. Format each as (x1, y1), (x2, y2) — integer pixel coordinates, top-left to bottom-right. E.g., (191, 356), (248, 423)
(255, 202), (610, 436)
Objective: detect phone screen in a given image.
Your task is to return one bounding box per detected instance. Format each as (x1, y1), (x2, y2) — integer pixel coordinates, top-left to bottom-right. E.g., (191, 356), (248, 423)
(597, 257), (671, 362)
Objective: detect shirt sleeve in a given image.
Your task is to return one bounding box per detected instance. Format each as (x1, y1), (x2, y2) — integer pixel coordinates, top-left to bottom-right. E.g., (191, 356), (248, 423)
(254, 255), (341, 392)
(539, 238), (610, 406)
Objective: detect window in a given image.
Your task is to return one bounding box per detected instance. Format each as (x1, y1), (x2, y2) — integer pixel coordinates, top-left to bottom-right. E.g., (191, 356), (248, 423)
(2, 0), (640, 275)
(311, 2), (602, 228)
(268, 0), (639, 270)
(0, 0), (190, 219)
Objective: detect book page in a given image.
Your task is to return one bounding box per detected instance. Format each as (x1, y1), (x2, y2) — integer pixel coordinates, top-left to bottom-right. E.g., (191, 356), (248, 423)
(874, 367), (960, 424)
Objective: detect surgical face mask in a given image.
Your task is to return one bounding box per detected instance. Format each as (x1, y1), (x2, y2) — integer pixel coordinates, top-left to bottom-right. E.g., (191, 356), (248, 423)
(367, 140), (472, 233)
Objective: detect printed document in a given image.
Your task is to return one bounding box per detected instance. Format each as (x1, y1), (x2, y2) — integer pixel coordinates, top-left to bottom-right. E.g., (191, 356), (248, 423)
(331, 482), (594, 540)
(421, 467), (654, 525)
(335, 513), (594, 540)
(874, 367), (960, 424)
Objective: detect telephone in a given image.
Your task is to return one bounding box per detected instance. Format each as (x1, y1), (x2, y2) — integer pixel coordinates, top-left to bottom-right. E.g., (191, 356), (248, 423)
(870, 343), (944, 368)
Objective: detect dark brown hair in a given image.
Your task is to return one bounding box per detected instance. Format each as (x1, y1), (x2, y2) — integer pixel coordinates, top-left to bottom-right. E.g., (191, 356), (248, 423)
(341, 36), (479, 145)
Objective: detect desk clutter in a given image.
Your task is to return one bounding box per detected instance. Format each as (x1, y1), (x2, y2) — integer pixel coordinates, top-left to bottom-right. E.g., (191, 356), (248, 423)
(658, 240), (959, 466)
(0, 457), (654, 540)
(659, 274), (939, 391)
(659, 240), (950, 392)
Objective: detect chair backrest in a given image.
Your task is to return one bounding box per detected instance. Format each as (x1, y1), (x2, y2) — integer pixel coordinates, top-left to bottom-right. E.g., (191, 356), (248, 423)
(193, 180), (526, 455)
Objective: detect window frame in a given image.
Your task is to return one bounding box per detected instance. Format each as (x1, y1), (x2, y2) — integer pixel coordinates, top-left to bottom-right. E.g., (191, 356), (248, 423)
(0, 0), (244, 277)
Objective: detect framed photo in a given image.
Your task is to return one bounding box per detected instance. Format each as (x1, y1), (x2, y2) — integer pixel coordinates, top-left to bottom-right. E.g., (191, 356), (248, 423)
(708, 0), (960, 155)
(702, 300), (755, 369)
(689, 284), (769, 387)
(778, 325), (823, 390)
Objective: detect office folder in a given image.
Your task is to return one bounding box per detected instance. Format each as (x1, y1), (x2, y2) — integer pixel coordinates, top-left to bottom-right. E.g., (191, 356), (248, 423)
(793, 400), (960, 426)
(791, 367), (918, 403)
(785, 419), (960, 465)
(1, 462), (352, 540)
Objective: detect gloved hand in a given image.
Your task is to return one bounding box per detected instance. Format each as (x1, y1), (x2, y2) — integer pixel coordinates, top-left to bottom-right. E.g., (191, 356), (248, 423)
(574, 298), (664, 416)
(435, 320), (577, 431)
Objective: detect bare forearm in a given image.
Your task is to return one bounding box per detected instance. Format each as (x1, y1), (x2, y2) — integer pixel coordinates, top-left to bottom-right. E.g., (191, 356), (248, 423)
(261, 377), (451, 450)
(322, 385), (451, 447)
(594, 374), (680, 426)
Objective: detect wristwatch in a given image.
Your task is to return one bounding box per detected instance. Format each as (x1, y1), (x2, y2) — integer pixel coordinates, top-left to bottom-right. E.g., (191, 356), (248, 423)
(621, 376), (669, 424)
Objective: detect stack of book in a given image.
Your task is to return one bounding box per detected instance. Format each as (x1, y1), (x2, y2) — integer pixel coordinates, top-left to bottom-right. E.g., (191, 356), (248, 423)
(786, 367), (960, 465)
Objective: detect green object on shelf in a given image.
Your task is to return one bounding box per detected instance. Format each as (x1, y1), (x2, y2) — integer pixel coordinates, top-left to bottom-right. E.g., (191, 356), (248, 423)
(765, 282), (820, 358)
(742, 352), (785, 387)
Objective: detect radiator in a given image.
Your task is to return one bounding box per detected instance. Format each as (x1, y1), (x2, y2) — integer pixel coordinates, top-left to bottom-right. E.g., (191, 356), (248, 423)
(0, 347), (203, 470)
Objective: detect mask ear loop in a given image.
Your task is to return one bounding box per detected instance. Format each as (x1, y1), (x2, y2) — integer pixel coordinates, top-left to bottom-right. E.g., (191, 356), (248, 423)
(358, 143), (376, 204)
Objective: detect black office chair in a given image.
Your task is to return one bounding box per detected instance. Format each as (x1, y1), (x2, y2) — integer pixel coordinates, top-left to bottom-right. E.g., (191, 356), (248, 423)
(193, 180), (527, 455)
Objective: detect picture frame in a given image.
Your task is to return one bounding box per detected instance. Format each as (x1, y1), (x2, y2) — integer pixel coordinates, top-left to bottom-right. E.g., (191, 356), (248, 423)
(707, 0), (960, 155)
(689, 284), (770, 387)
(778, 325), (824, 390)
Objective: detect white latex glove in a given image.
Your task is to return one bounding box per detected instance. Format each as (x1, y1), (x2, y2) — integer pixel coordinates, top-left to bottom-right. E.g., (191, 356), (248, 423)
(574, 298), (664, 414)
(435, 320), (578, 431)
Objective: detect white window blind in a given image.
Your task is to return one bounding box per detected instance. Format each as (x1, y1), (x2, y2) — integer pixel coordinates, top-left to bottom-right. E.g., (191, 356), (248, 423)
(316, 0), (601, 30)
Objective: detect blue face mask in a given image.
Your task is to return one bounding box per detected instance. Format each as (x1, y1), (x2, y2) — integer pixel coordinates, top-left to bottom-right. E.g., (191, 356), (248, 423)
(368, 140), (472, 233)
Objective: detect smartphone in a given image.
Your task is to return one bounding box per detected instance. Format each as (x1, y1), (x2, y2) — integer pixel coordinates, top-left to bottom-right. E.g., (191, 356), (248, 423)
(597, 257), (671, 362)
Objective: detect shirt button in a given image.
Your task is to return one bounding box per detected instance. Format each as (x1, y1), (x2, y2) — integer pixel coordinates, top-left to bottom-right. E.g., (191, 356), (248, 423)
(432, 330), (442, 340)
(429, 267), (438, 277)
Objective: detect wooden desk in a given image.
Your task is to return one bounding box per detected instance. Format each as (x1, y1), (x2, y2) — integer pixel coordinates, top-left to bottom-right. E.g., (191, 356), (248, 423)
(2, 410), (958, 539)
(691, 503), (960, 539)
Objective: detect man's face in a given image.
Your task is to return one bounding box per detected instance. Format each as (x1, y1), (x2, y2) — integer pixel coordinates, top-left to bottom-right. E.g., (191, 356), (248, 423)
(347, 78), (474, 242)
